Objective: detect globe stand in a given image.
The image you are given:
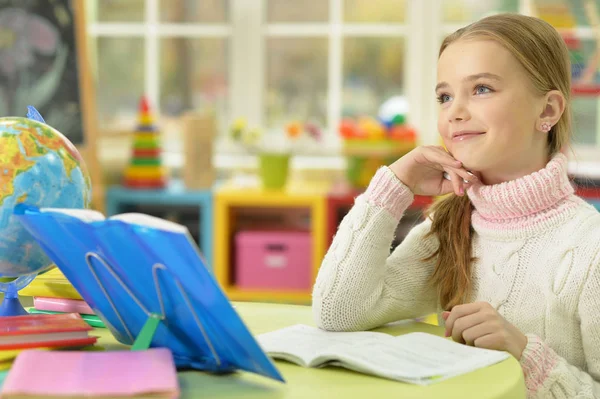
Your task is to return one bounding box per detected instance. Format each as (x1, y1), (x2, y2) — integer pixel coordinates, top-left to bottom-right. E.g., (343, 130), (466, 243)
(0, 274), (37, 317)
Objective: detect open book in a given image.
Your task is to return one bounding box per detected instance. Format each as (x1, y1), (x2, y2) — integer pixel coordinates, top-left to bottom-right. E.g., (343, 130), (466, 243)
(257, 324), (510, 385)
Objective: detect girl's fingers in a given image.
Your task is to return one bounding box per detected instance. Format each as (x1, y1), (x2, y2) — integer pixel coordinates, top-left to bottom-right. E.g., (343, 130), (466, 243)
(449, 170), (463, 196)
(453, 168), (477, 184)
(449, 311), (488, 345)
(443, 167), (477, 184)
(424, 148), (477, 184)
(422, 147), (463, 169)
(419, 146), (478, 196)
(444, 303), (483, 336)
(461, 321), (496, 346)
(442, 170), (474, 196)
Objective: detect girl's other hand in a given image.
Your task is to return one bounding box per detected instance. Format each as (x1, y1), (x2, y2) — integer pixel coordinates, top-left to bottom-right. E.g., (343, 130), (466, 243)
(442, 302), (528, 360)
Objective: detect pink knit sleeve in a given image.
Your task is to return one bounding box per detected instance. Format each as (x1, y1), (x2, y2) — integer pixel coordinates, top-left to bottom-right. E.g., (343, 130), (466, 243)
(519, 334), (560, 396)
(364, 166), (414, 220)
(519, 333), (600, 398)
(519, 251), (600, 398)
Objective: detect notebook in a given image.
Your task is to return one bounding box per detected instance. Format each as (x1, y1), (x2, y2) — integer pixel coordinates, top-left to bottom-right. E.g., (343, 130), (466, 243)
(257, 324), (510, 385)
(0, 313), (96, 350)
(1, 348), (180, 398)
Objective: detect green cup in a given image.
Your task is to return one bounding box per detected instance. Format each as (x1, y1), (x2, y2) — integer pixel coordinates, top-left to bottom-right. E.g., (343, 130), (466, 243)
(259, 153), (290, 190)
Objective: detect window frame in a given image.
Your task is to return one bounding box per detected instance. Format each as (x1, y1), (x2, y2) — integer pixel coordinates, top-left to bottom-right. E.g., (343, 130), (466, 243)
(88, 0), (600, 169)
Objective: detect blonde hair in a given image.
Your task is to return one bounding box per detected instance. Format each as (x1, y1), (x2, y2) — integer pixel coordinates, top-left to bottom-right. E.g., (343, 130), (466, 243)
(426, 13), (572, 310)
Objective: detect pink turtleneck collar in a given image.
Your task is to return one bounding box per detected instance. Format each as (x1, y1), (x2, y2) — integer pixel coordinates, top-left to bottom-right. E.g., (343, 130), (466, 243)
(467, 154), (582, 239)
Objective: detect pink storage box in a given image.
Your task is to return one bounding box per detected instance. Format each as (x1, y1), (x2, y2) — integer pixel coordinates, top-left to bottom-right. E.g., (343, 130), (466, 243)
(235, 231), (312, 290)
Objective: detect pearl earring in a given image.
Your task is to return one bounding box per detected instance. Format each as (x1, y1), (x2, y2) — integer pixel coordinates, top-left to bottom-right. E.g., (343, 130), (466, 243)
(540, 122), (552, 132)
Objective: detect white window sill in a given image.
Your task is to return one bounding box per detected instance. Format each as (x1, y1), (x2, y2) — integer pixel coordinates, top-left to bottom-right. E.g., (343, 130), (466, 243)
(100, 139), (600, 180)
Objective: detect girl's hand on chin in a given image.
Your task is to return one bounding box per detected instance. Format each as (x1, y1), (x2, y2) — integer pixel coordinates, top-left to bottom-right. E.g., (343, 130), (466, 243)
(389, 146), (478, 196)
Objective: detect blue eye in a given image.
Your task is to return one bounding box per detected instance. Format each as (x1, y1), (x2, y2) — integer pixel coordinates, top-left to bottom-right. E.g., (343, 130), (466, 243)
(437, 94), (452, 104)
(475, 85), (492, 95)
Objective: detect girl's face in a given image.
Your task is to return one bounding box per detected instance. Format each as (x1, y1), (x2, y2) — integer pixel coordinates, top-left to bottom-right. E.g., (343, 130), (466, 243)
(436, 39), (549, 184)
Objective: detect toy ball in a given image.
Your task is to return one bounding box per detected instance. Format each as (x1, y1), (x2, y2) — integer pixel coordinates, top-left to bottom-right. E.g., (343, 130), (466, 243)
(389, 125), (417, 142)
(379, 117), (394, 131)
(378, 96), (409, 125)
(391, 114), (406, 126)
(339, 119), (357, 139)
(286, 121), (303, 138)
(358, 117), (384, 139)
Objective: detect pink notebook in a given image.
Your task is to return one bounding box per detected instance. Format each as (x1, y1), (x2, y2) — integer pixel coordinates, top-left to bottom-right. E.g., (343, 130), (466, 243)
(1, 348), (180, 398)
(34, 296), (95, 315)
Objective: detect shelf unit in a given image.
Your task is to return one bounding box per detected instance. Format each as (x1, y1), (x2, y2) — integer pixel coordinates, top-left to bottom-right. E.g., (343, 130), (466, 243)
(104, 180), (214, 269)
(214, 186), (326, 304)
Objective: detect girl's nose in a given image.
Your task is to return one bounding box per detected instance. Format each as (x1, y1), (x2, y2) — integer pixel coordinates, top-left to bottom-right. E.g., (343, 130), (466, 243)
(448, 99), (471, 122)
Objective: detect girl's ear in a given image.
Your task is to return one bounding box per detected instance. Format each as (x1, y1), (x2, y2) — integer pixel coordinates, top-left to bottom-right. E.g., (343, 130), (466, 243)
(537, 90), (565, 132)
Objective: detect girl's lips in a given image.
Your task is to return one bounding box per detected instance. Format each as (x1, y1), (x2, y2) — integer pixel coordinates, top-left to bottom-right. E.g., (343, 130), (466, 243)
(452, 132), (485, 141)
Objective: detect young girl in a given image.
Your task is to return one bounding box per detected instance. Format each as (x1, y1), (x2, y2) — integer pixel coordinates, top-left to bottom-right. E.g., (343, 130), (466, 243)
(312, 13), (600, 399)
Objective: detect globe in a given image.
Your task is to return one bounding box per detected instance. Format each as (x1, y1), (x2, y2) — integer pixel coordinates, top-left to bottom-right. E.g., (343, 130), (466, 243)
(0, 116), (91, 316)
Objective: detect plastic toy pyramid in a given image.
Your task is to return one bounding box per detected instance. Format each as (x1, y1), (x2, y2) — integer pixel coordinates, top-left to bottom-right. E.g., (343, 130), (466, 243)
(123, 97), (168, 189)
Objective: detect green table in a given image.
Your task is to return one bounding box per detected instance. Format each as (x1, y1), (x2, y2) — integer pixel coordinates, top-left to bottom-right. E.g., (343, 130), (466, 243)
(94, 302), (526, 399)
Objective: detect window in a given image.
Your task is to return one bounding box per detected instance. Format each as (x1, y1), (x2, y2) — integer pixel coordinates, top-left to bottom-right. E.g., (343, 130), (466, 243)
(262, 0), (408, 152)
(531, 0), (600, 147)
(88, 0), (229, 140)
(88, 0), (600, 170)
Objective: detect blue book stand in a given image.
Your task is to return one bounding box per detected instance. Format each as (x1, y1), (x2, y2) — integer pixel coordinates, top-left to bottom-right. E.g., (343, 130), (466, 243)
(14, 204), (283, 382)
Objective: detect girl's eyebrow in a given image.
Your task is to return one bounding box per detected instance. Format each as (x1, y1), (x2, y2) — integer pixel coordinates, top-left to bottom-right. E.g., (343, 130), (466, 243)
(435, 73), (503, 92)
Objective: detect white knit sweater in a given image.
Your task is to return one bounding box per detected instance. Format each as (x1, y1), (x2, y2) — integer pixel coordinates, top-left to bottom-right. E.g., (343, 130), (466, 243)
(312, 154), (600, 398)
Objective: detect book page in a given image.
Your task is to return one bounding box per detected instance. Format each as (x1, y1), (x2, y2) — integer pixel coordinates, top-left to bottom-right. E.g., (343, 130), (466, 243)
(40, 208), (191, 235)
(40, 208), (105, 223)
(257, 324), (392, 367)
(258, 325), (510, 385)
(329, 331), (509, 384)
(109, 213), (188, 234)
